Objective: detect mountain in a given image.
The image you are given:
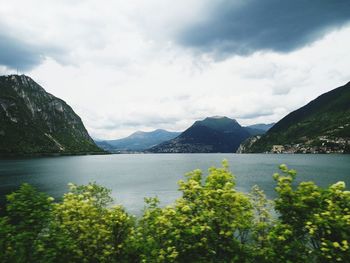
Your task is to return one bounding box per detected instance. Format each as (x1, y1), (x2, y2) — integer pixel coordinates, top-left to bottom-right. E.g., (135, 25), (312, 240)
(0, 75), (103, 156)
(94, 140), (116, 152)
(242, 81), (350, 153)
(246, 123), (275, 131)
(236, 136), (261, 154)
(243, 123), (275, 136)
(148, 116), (251, 153)
(96, 129), (181, 152)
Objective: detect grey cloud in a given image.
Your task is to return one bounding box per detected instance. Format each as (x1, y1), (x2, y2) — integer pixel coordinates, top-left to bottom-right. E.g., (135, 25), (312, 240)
(178, 0), (350, 57)
(0, 32), (67, 71)
(271, 86), (293, 95)
(124, 117), (179, 127)
(236, 110), (274, 119)
(94, 116), (181, 131)
(0, 33), (45, 71)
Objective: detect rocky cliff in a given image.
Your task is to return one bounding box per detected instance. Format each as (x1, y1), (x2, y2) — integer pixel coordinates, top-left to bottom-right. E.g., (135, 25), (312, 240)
(0, 75), (103, 156)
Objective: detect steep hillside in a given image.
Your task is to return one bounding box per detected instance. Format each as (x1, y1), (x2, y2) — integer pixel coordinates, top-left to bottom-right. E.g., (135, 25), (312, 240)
(244, 82), (350, 153)
(0, 75), (103, 156)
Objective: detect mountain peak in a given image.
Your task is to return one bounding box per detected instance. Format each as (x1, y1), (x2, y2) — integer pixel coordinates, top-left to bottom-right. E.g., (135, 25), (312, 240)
(96, 129), (181, 152)
(153, 128), (167, 132)
(132, 130), (144, 135)
(149, 117), (250, 153)
(205, 116), (237, 121)
(194, 116), (241, 132)
(2, 74), (33, 82)
(130, 129), (172, 137)
(207, 115), (226, 119)
(1, 74), (46, 94)
(0, 75), (103, 156)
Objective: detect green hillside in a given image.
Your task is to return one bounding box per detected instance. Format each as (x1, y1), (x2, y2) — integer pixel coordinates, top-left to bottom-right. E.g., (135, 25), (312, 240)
(245, 81), (350, 153)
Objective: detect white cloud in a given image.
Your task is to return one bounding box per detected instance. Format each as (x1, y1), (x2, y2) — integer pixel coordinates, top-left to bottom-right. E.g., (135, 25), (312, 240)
(1, 1), (349, 139)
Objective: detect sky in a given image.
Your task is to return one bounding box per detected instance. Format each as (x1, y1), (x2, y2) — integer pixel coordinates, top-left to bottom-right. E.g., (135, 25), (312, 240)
(0, 0), (350, 139)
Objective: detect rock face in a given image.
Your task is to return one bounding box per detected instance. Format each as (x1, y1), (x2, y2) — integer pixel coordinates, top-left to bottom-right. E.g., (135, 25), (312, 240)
(95, 129), (181, 152)
(236, 136), (261, 154)
(148, 116), (251, 153)
(0, 75), (103, 156)
(242, 81), (350, 153)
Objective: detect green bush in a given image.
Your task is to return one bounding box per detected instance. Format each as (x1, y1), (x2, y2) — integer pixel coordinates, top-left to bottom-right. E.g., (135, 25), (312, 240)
(132, 161), (253, 262)
(270, 164), (350, 262)
(33, 182), (133, 263)
(0, 183), (53, 263)
(0, 161), (349, 262)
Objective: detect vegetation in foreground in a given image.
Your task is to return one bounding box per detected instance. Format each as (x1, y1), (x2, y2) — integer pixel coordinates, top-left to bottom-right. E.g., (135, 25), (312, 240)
(0, 161), (349, 262)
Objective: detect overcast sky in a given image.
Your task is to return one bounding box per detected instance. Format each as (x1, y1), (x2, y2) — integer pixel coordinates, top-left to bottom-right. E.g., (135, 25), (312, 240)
(1, 0), (350, 139)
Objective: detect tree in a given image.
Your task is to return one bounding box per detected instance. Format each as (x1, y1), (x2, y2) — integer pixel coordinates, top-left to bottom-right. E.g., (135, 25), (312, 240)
(1, 163), (349, 263)
(134, 160), (254, 262)
(34, 182), (133, 263)
(271, 164), (350, 262)
(0, 183), (54, 263)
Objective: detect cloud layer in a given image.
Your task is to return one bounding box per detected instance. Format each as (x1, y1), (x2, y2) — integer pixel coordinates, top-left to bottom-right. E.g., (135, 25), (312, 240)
(0, 33), (45, 70)
(0, 0), (349, 139)
(178, 0), (350, 56)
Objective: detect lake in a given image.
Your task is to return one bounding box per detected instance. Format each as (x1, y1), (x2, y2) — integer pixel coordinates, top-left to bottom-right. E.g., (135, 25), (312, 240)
(1, 154), (350, 215)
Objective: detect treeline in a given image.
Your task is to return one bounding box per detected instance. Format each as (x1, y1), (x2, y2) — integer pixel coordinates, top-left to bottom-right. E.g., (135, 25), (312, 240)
(0, 161), (349, 262)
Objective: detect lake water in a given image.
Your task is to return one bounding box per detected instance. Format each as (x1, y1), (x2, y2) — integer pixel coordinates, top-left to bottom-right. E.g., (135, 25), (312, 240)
(1, 154), (350, 215)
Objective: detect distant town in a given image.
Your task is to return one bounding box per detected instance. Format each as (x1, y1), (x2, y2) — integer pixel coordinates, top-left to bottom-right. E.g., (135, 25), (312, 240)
(271, 135), (349, 154)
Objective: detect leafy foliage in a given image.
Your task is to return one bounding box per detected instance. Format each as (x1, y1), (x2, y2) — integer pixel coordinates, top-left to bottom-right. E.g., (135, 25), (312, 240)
(132, 161), (253, 262)
(0, 162), (349, 262)
(34, 182), (133, 263)
(0, 183), (53, 263)
(270, 164), (350, 262)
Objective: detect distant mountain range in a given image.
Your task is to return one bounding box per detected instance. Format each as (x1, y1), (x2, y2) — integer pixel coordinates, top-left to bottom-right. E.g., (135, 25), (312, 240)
(6, 74), (346, 156)
(241, 81), (350, 153)
(96, 118), (274, 153)
(148, 116), (258, 153)
(2, 74), (347, 156)
(95, 129), (181, 152)
(244, 123), (275, 136)
(0, 75), (103, 156)
(245, 123), (275, 131)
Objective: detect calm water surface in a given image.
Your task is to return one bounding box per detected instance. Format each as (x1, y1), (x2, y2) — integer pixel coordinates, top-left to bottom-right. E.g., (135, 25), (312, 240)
(1, 154), (350, 215)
